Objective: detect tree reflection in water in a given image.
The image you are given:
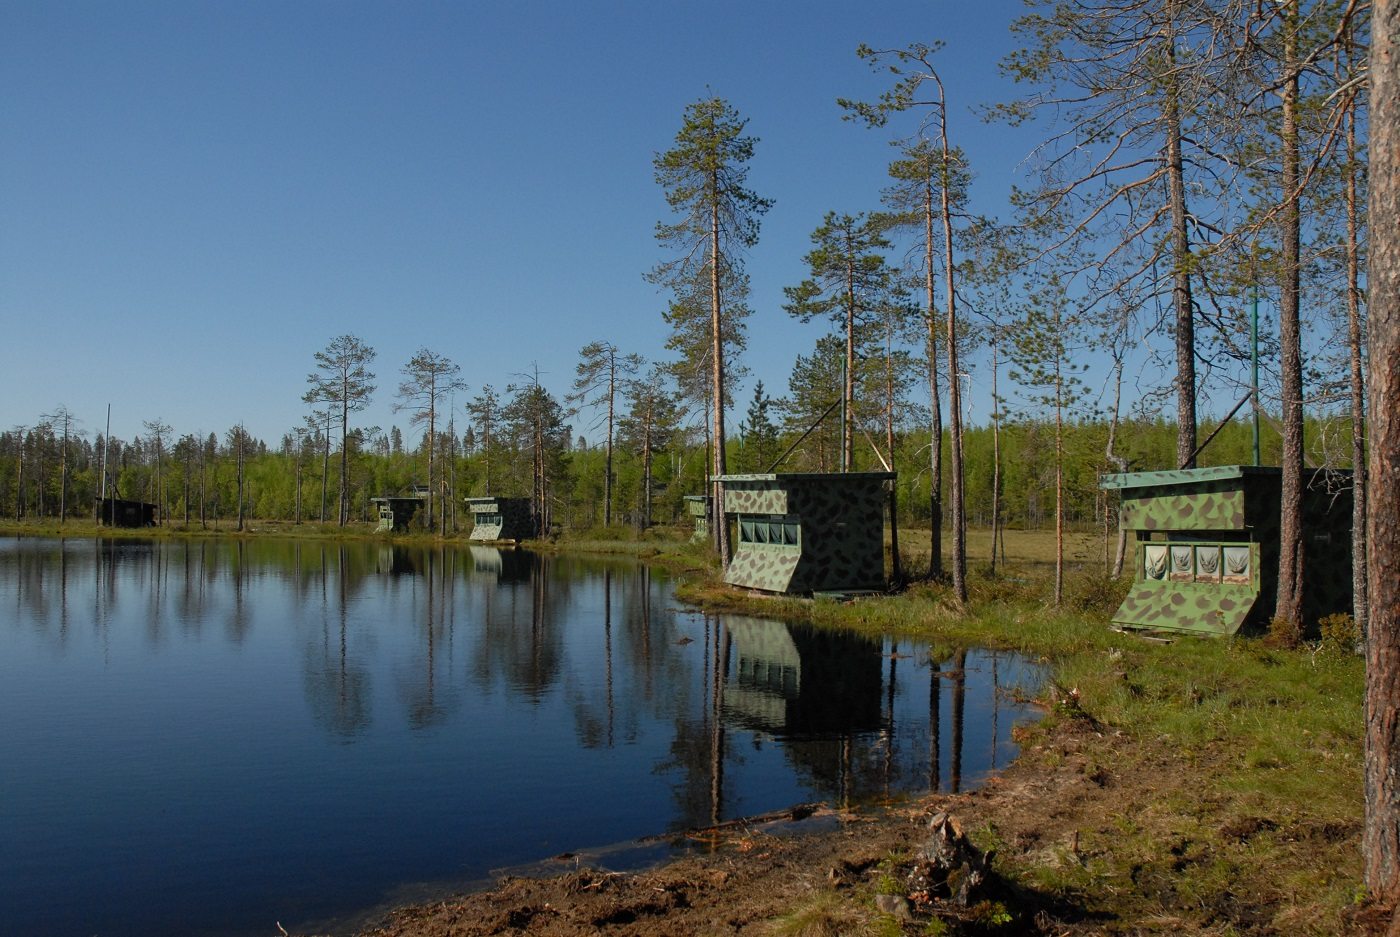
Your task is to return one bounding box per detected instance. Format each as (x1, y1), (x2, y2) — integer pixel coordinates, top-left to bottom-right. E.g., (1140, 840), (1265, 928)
(0, 536), (1046, 937)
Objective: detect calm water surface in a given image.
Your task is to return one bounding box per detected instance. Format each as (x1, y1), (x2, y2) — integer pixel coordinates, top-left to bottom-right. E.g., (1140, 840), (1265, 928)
(0, 537), (1044, 937)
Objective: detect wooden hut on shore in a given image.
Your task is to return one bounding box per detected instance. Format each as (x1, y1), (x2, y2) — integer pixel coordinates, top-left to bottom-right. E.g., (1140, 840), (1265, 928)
(371, 495), (425, 533)
(684, 494), (710, 544)
(464, 496), (535, 542)
(714, 472), (895, 595)
(98, 498), (156, 528)
(1099, 465), (1353, 635)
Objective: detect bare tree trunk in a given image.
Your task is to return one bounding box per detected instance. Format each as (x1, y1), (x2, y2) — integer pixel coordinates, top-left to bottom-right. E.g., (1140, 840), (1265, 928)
(339, 397), (350, 527)
(58, 425), (68, 525)
(939, 91), (967, 606)
(1344, 45), (1368, 633)
(844, 259), (856, 473)
(1364, 0), (1400, 904)
(426, 381), (436, 531)
(235, 427), (246, 533)
(1164, 4), (1197, 468)
(320, 410), (330, 524)
(642, 398), (654, 528)
(14, 437), (22, 522)
(709, 191), (731, 563)
(989, 339), (1002, 578)
(1054, 367), (1065, 607)
(1106, 349), (1129, 577)
(605, 364), (615, 527)
(1275, 2), (1306, 634)
(929, 329), (940, 579)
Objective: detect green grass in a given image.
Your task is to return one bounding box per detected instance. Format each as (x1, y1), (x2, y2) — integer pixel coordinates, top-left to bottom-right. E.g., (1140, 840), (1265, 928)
(0, 520), (1367, 931)
(661, 532), (1365, 933)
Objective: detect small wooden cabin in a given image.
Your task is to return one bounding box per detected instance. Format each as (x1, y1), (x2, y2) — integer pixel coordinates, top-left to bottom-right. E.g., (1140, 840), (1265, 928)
(714, 472), (895, 595)
(371, 496), (424, 533)
(464, 496), (535, 542)
(1099, 465), (1352, 635)
(98, 498), (156, 528)
(683, 494), (710, 544)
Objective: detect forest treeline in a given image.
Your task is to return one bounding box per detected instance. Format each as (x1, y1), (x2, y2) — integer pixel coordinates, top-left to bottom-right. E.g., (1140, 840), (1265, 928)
(3, 1), (1372, 631)
(0, 399), (1347, 539)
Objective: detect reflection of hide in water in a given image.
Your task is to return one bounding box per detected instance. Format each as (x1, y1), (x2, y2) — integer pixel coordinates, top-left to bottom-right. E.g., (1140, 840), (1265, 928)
(722, 616), (882, 736)
(468, 546), (533, 583)
(377, 547), (422, 576)
(468, 546), (502, 577)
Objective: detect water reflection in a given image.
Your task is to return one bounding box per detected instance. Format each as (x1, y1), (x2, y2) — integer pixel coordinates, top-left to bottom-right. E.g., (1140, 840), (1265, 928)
(0, 537), (1043, 937)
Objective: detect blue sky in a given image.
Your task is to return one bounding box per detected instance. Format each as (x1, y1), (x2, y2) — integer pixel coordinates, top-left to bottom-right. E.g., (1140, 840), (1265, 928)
(3, 1), (1050, 446)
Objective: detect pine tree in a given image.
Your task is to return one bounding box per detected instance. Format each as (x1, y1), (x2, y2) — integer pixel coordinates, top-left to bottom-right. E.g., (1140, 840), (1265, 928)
(503, 369), (571, 536)
(304, 335), (376, 527)
(649, 96), (772, 562)
(617, 364), (680, 529)
(739, 380), (778, 473)
(393, 348), (465, 533)
(783, 211), (892, 472)
(568, 341), (642, 528)
(1007, 274), (1091, 607)
(843, 41), (975, 598)
(1364, 0), (1398, 904)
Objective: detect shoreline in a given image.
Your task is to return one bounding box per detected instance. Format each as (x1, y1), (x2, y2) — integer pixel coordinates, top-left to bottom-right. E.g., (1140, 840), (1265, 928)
(1, 526), (1376, 934)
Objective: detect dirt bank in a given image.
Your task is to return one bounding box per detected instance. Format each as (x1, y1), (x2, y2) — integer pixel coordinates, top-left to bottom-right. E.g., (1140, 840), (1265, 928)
(341, 707), (1374, 937)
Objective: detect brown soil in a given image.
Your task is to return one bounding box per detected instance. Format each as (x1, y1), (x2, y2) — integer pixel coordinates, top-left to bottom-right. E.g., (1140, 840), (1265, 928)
(338, 716), (1380, 937)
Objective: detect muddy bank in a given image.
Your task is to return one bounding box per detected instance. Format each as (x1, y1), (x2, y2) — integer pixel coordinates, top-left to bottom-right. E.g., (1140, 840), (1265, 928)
(336, 711), (1373, 937)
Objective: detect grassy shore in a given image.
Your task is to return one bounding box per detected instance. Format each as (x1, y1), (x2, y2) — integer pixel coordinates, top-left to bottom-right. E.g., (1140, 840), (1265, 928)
(0, 519), (1369, 932)
(552, 526), (1367, 933)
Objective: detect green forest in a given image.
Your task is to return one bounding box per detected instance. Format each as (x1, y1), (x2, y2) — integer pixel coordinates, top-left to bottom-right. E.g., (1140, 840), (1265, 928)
(0, 393), (1351, 538)
(1, 0), (1372, 637)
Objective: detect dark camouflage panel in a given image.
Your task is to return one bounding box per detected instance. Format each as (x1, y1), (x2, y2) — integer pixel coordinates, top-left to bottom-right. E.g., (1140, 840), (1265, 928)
(464, 496), (535, 542)
(684, 495), (710, 544)
(371, 496), (424, 533)
(715, 472), (893, 594)
(1100, 466), (1353, 635)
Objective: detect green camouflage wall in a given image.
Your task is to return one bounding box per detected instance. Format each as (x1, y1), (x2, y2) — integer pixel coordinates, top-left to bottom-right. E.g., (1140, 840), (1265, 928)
(717, 473), (892, 594)
(372, 497), (423, 533)
(684, 495), (710, 544)
(465, 497), (535, 542)
(1101, 467), (1352, 635)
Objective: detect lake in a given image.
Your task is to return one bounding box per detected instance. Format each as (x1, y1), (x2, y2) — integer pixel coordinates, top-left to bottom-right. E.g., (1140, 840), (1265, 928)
(0, 536), (1044, 936)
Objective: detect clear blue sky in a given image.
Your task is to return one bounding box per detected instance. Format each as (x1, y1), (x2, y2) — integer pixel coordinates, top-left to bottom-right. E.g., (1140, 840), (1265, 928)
(2, 1), (1052, 446)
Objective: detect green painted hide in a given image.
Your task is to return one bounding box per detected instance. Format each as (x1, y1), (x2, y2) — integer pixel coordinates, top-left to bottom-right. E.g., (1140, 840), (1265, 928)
(464, 496), (535, 542)
(371, 496), (424, 533)
(715, 472), (893, 594)
(684, 495), (710, 544)
(1101, 466), (1352, 636)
